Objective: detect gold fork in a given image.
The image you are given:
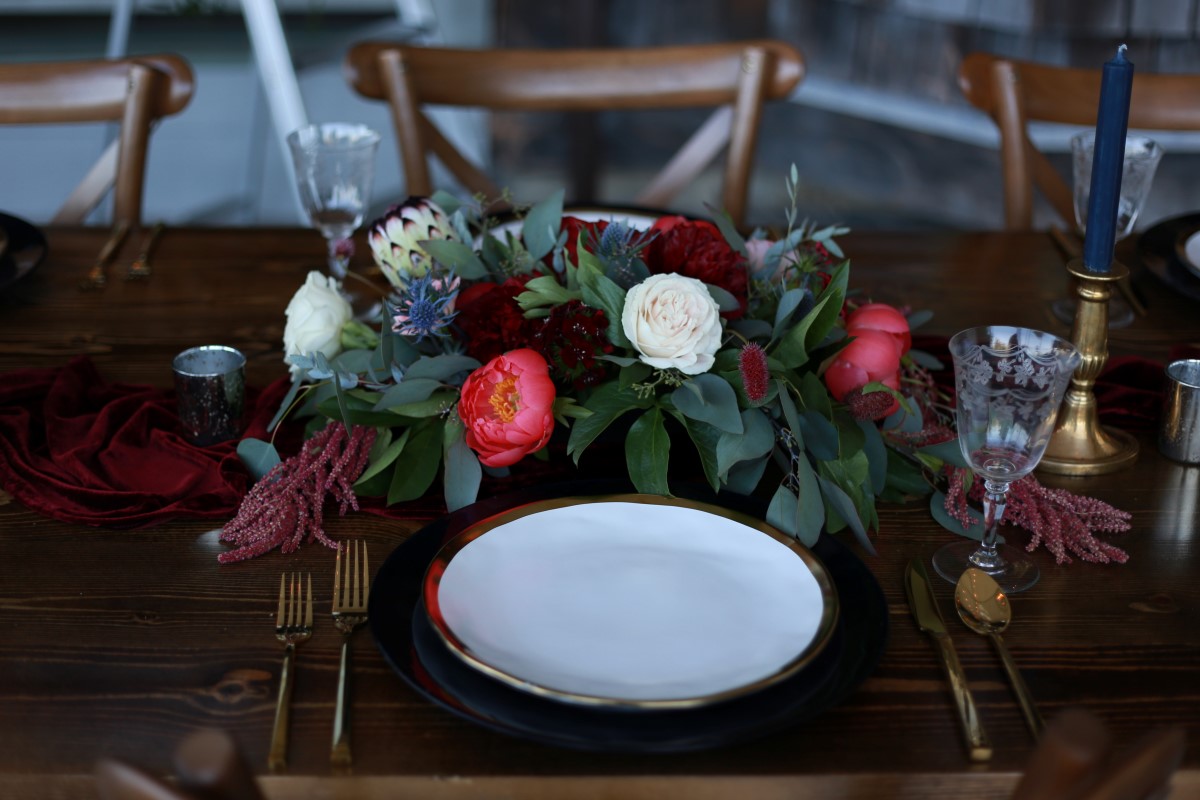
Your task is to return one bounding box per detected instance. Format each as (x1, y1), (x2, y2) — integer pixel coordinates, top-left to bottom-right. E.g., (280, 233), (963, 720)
(331, 540), (369, 767)
(268, 572), (312, 772)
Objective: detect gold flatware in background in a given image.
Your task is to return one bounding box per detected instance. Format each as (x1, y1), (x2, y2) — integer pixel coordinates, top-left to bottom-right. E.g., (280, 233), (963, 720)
(79, 220), (130, 291)
(125, 221), (165, 280)
(331, 540), (369, 768)
(904, 558), (992, 762)
(955, 567), (1045, 740)
(1049, 224), (1147, 317)
(268, 572), (312, 773)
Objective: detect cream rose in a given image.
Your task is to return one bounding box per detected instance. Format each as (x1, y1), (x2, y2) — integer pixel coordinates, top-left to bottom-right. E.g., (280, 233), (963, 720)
(283, 271), (353, 374)
(621, 273), (723, 375)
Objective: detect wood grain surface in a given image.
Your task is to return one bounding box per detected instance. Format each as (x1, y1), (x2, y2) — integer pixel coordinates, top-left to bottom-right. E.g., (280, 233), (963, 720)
(0, 225), (1196, 799)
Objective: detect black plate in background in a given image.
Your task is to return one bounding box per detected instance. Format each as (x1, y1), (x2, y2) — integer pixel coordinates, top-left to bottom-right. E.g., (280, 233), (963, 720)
(0, 212), (47, 294)
(1136, 213), (1200, 302)
(369, 480), (888, 753)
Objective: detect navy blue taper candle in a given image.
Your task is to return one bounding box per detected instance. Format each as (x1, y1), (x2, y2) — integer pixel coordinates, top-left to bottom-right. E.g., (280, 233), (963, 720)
(1082, 45), (1134, 273)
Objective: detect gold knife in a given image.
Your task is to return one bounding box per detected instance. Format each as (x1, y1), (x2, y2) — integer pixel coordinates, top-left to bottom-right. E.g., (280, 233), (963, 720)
(904, 558), (993, 762)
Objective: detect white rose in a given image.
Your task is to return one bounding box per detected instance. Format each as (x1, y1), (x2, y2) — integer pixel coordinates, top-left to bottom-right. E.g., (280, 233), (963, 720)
(621, 273), (723, 375)
(283, 271), (353, 374)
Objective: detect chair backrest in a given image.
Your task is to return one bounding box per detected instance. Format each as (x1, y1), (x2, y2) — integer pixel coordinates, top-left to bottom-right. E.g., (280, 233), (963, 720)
(958, 51), (1200, 230)
(1010, 707), (1186, 800)
(344, 41), (805, 229)
(0, 54), (194, 227)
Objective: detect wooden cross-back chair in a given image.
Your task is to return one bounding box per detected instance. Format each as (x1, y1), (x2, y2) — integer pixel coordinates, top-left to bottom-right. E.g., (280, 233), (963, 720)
(958, 51), (1200, 230)
(344, 40), (806, 229)
(0, 54), (194, 227)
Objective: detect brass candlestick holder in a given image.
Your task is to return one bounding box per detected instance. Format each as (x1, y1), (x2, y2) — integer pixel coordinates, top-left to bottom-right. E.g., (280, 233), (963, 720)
(1040, 259), (1139, 475)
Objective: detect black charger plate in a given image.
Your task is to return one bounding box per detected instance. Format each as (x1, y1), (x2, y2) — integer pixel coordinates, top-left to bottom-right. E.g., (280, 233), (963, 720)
(368, 480), (888, 753)
(1136, 213), (1200, 302)
(0, 212), (47, 295)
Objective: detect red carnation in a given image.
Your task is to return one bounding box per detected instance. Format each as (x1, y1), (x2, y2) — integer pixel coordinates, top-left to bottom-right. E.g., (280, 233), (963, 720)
(643, 216), (748, 318)
(533, 300), (614, 390)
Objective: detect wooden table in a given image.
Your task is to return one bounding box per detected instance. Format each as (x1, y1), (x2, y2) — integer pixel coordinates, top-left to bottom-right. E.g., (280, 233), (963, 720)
(0, 226), (1197, 799)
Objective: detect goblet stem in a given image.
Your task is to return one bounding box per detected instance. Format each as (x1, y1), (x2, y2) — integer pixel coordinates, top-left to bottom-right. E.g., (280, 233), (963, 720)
(970, 478), (1011, 572)
(326, 238), (349, 280)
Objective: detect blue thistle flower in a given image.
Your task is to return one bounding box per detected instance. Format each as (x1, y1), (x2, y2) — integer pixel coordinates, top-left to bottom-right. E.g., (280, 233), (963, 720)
(391, 272), (461, 341)
(592, 221), (653, 289)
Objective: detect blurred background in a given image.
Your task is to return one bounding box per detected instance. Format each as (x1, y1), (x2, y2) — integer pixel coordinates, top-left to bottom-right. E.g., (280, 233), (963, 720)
(0, 0), (1197, 232)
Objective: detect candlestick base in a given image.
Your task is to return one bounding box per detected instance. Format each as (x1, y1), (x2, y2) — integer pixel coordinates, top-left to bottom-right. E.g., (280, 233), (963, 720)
(1040, 259), (1139, 476)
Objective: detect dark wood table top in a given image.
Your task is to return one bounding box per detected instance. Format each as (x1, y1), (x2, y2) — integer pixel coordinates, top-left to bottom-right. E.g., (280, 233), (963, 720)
(0, 225), (1197, 799)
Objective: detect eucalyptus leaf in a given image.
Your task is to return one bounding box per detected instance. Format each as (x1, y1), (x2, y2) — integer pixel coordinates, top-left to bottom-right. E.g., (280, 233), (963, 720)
(918, 438), (970, 469)
(705, 283), (740, 313)
(766, 485), (800, 539)
(430, 189), (462, 215)
(797, 409), (839, 461)
(671, 412), (722, 492)
(817, 475), (875, 555)
(236, 438), (280, 481)
(419, 239), (489, 280)
(522, 188), (564, 260)
(706, 206), (748, 255)
(671, 374), (744, 434)
(772, 287), (807, 338)
(405, 354), (481, 382)
(908, 348), (945, 371)
(857, 418), (888, 494)
(333, 348), (376, 375)
(716, 409), (774, 478)
(268, 376), (304, 433)
(724, 453), (770, 496)
(443, 420), (482, 512)
(906, 308), (934, 331)
(791, 453), (826, 545)
(729, 318), (773, 340)
(930, 490), (991, 542)
(372, 378), (442, 411)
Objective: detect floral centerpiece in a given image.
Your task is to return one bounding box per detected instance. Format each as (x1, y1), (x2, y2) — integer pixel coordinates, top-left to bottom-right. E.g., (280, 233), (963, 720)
(218, 169), (1131, 565)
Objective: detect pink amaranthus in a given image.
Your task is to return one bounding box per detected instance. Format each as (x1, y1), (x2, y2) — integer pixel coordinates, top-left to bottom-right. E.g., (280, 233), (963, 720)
(943, 467), (1132, 565)
(218, 423), (376, 563)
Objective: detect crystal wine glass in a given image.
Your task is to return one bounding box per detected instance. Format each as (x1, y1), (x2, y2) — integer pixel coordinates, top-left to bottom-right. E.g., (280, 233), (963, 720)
(286, 123), (381, 279)
(932, 326), (1081, 594)
(1051, 132), (1163, 328)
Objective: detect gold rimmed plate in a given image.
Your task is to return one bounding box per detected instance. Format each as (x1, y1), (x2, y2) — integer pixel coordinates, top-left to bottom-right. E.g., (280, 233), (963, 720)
(421, 493), (839, 710)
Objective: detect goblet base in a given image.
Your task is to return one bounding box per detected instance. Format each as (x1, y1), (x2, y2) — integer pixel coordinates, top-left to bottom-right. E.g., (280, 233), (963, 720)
(932, 539), (1040, 594)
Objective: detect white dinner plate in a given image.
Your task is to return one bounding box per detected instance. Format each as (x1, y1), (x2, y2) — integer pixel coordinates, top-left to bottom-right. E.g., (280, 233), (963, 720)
(1183, 230), (1200, 278)
(422, 494), (838, 709)
(481, 206), (659, 246)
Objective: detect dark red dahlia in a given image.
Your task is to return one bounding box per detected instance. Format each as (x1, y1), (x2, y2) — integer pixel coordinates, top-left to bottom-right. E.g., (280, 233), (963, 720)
(557, 216), (610, 267)
(454, 275), (538, 363)
(533, 300), (614, 390)
(643, 216), (748, 318)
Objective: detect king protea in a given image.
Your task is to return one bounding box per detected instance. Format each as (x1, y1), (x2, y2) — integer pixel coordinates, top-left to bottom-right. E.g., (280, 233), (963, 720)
(367, 197), (457, 290)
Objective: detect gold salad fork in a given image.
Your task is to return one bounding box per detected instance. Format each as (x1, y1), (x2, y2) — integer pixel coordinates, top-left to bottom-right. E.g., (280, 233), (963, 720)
(268, 573), (312, 772)
(331, 540), (369, 767)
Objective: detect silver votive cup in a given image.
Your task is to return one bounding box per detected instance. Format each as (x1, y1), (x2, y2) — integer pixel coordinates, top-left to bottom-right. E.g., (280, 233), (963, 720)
(1159, 359), (1200, 464)
(173, 345), (246, 446)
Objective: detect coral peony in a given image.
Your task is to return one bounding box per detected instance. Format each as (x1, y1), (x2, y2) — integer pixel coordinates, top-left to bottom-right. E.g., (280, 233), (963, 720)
(846, 303), (911, 357)
(458, 349), (557, 468)
(823, 328), (903, 415)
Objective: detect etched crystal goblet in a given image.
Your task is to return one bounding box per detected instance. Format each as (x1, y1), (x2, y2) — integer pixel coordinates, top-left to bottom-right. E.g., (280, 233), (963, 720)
(932, 326), (1081, 594)
(1051, 132), (1163, 328)
(286, 123), (381, 279)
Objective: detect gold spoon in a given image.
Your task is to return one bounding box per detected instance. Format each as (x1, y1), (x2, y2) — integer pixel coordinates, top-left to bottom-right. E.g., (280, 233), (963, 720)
(954, 567), (1045, 739)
